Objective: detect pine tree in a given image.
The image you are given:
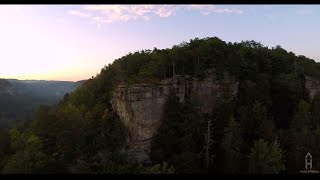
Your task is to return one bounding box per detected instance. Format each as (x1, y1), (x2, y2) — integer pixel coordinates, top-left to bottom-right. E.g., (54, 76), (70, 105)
(290, 100), (311, 131)
(248, 139), (285, 174)
(311, 92), (320, 128)
(203, 118), (214, 171)
(221, 115), (243, 173)
(144, 162), (175, 174)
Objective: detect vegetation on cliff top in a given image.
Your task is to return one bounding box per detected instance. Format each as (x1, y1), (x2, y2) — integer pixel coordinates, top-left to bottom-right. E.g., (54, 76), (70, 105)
(1, 36), (320, 173)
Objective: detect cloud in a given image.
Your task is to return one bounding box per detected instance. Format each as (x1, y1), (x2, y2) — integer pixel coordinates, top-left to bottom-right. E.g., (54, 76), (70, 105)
(187, 5), (243, 15)
(153, 6), (175, 17)
(297, 8), (312, 16)
(81, 5), (177, 23)
(68, 5), (243, 26)
(69, 10), (92, 18)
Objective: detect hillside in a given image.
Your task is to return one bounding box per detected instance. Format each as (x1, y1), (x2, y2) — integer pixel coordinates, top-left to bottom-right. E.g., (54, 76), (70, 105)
(0, 79), (85, 128)
(0, 37), (320, 174)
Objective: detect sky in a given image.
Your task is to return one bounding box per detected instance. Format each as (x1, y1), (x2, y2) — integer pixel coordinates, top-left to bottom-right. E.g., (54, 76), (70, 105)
(0, 5), (319, 81)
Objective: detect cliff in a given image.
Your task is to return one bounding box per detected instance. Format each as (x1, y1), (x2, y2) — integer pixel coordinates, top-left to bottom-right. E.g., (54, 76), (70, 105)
(305, 76), (320, 102)
(111, 73), (239, 164)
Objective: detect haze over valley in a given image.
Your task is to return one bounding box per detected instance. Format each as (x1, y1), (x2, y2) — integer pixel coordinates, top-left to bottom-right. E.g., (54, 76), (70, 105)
(0, 79), (84, 127)
(0, 5), (320, 174)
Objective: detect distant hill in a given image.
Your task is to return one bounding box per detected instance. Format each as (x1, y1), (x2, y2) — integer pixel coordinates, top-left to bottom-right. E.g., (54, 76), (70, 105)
(0, 79), (85, 127)
(1, 37), (320, 174)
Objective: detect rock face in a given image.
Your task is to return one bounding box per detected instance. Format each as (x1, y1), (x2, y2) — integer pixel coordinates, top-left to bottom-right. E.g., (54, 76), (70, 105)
(111, 73), (239, 164)
(305, 76), (320, 102)
(110, 74), (320, 164)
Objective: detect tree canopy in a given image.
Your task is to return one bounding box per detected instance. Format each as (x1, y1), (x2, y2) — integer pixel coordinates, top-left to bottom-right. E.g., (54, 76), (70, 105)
(1, 36), (320, 174)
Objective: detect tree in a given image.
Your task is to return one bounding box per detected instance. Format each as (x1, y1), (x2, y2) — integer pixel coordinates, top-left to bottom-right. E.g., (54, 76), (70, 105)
(2, 36), (320, 174)
(180, 99), (204, 153)
(203, 118), (214, 171)
(150, 91), (185, 162)
(33, 105), (58, 154)
(287, 127), (310, 172)
(311, 127), (320, 170)
(0, 129), (10, 170)
(248, 139), (285, 174)
(221, 115), (243, 173)
(238, 100), (272, 142)
(9, 128), (24, 152)
(55, 104), (85, 163)
(144, 162), (175, 174)
(2, 134), (50, 174)
(150, 92), (205, 173)
(311, 92), (320, 128)
(290, 100), (311, 131)
(287, 100), (317, 172)
(255, 118), (276, 142)
(251, 101), (275, 141)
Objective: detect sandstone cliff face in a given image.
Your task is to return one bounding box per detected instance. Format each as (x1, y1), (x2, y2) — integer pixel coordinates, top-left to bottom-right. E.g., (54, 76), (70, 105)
(111, 73), (239, 164)
(110, 74), (320, 164)
(305, 76), (320, 102)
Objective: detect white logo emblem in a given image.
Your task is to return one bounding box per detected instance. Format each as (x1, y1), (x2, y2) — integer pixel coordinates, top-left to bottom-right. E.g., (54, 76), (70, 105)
(305, 152), (312, 170)
(300, 152), (319, 173)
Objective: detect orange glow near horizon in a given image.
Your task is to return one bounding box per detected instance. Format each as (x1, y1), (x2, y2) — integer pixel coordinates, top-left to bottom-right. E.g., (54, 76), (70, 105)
(0, 5), (319, 81)
(0, 5), (108, 81)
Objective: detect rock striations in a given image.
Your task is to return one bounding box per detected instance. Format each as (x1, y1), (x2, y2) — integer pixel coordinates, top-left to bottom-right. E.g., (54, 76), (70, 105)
(111, 73), (239, 164)
(305, 76), (320, 102)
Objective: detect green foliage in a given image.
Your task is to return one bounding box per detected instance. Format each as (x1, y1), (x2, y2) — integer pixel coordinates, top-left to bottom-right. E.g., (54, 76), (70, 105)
(2, 134), (50, 174)
(1, 36), (320, 174)
(0, 129), (10, 170)
(9, 128), (24, 152)
(33, 105), (58, 154)
(286, 99), (320, 172)
(290, 100), (311, 131)
(311, 92), (320, 128)
(238, 100), (274, 142)
(54, 104), (85, 162)
(255, 118), (276, 142)
(221, 115), (243, 173)
(248, 139), (285, 174)
(150, 92), (205, 173)
(82, 110), (126, 154)
(0, 79), (82, 128)
(151, 91), (185, 162)
(144, 162), (175, 174)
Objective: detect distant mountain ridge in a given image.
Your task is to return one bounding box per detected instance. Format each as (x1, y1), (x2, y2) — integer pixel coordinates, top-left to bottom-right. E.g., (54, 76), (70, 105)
(0, 78), (86, 127)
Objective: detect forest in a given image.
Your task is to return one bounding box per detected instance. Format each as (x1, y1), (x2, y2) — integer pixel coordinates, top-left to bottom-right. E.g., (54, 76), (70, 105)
(0, 37), (320, 174)
(0, 79), (84, 128)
